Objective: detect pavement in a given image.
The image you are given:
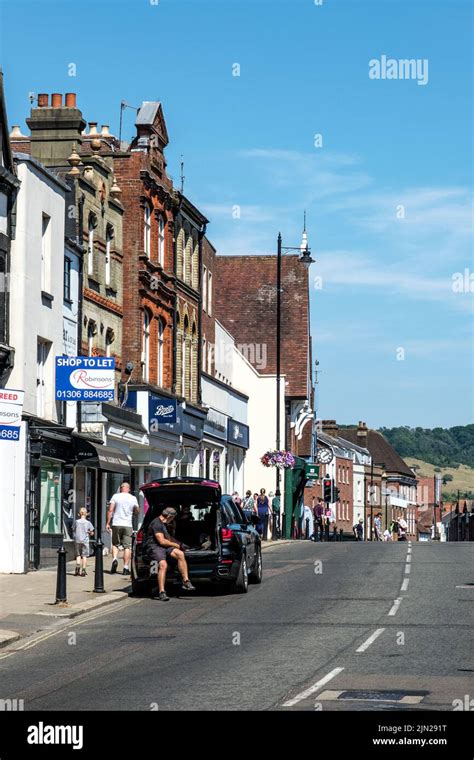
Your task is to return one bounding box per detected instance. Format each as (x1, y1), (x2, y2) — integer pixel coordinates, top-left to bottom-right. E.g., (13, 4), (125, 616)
(0, 540), (291, 647)
(0, 539), (472, 711)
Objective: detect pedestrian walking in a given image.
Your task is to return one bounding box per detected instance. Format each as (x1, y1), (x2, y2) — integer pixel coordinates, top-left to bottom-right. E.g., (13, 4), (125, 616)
(243, 490), (255, 521)
(73, 507), (94, 577)
(353, 518), (364, 541)
(106, 482), (139, 576)
(398, 516), (408, 541)
(374, 512), (383, 541)
(324, 505), (334, 541)
(144, 507), (195, 601)
(256, 488), (270, 539)
(312, 497), (324, 541)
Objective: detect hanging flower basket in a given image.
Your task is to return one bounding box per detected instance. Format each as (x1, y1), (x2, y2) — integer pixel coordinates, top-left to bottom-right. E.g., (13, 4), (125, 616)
(260, 450), (295, 469)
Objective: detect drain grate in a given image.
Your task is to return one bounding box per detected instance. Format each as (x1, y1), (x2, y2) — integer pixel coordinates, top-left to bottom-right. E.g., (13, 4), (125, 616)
(318, 689), (426, 704)
(340, 690), (404, 701)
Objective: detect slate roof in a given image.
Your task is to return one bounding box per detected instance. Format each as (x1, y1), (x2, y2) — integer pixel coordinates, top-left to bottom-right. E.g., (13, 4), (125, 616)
(342, 428), (416, 479)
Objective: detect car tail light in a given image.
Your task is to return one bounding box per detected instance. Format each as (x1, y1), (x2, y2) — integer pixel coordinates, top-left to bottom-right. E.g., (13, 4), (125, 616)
(220, 527), (233, 542)
(136, 530), (143, 545)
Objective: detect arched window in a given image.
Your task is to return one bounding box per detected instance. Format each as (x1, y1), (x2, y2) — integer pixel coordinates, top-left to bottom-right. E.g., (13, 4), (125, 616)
(144, 204), (151, 257)
(87, 213), (97, 276)
(157, 318), (164, 386)
(142, 310), (151, 381)
(105, 223), (114, 286)
(87, 320), (97, 356)
(176, 226), (185, 280)
(105, 327), (115, 358)
(191, 321), (197, 401)
(181, 316), (189, 397)
(158, 216), (165, 266)
(182, 231), (188, 283)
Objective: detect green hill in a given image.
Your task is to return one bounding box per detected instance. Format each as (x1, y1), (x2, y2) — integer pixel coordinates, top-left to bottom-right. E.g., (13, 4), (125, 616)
(378, 425), (474, 469)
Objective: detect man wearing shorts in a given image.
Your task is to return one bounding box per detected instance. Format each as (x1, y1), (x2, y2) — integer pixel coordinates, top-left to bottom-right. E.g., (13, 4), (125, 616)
(145, 507), (195, 601)
(106, 482), (139, 576)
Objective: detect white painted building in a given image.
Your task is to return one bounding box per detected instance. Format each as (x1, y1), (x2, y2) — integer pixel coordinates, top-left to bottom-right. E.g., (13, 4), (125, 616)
(0, 153), (68, 572)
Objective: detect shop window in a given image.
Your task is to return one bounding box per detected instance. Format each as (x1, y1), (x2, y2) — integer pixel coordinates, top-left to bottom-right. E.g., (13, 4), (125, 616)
(40, 461), (62, 534)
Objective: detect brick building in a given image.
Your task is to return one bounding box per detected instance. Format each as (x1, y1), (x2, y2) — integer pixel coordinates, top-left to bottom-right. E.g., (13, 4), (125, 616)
(214, 254), (313, 453)
(111, 102), (175, 391)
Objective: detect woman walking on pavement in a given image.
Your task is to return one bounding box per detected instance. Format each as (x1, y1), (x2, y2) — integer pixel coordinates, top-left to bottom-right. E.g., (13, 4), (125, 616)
(256, 488), (270, 539)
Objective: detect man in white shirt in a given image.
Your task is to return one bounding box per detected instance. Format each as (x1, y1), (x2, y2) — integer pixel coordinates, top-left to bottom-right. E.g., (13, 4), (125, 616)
(106, 482), (139, 575)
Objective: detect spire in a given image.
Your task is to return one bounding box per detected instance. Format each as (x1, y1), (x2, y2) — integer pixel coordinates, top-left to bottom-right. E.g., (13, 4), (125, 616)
(300, 209), (308, 252)
(180, 154), (185, 193)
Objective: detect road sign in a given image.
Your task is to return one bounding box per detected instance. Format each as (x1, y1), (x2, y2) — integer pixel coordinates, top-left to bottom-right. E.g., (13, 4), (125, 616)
(305, 463), (320, 479)
(0, 389), (24, 441)
(55, 357), (115, 401)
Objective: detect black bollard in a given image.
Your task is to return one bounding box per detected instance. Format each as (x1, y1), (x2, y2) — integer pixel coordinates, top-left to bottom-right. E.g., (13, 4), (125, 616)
(305, 517), (310, 540)
(93, 537), (105, 593)
(55, 545), (67, 604)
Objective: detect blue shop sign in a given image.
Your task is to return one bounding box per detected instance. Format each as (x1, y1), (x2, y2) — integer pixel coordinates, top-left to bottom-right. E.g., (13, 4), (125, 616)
(149, 394), (177, 425)
(182, 410), (204, 440)
(227, 419), (249, 449)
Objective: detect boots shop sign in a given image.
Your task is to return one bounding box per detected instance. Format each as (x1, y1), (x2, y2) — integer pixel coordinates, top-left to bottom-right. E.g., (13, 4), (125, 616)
(0, 389), (24, 441)
(55, 357), (115, 401)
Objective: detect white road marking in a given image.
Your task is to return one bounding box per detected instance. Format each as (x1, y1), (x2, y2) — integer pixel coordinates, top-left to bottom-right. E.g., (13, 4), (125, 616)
(407, 547), (412, 554)
(388, 598), (402, 616)
(0, 598), (142, 661)
(455, 585), (474, 589)
(406, 555), (412, 563)
(282, 667), (344, 707)
(405, 564), (411, 574)
(400, 578), (410, 592)
(356, 627), (386, 653)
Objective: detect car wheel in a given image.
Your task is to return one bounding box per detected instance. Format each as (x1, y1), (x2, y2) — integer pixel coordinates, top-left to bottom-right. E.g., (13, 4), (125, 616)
(130, 574), (150, 597)
(249, 546), (262, 584)
(234, 554), (249, 594)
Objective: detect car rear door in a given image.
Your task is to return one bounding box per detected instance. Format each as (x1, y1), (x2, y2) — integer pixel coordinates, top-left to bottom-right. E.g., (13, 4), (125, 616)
(221, 497), (255, 568)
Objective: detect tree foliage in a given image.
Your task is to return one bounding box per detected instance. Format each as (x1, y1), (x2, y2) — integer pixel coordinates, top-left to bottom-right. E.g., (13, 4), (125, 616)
(378, 425), (474, 468)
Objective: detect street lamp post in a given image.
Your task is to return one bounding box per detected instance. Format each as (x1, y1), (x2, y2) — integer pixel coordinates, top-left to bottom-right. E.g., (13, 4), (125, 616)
(275, 220), (314, 540)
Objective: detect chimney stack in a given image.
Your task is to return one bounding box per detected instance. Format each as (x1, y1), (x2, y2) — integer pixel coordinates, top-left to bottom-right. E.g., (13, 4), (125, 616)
(26, 91), (86, 167)
(356, 420), (368, 444)
(321, 420), (339, 438)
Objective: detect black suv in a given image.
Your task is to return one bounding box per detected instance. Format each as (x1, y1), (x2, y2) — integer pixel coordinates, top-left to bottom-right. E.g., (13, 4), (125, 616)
(131, 477), (263, 595)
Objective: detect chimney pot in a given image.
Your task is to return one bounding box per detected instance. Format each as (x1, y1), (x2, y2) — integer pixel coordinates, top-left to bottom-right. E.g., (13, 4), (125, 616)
(51, 93), (62, 108)
(38, 93), (49, 108)
(88, 122), (98, 135)
(101, 124), (110, 137)
(10, 125), (25, 139)
(65, 93), (76, 107)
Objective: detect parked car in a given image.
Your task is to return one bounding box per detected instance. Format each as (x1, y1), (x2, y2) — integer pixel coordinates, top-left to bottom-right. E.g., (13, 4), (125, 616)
(131, 476), (262, 595)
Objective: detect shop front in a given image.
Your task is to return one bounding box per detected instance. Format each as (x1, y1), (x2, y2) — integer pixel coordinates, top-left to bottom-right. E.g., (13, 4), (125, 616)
(201, 407), (228, 487)
(226, 418), (249, 496)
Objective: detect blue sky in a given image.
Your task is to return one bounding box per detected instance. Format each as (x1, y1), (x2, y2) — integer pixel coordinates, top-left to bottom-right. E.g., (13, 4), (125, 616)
(1, 0), (472, 427)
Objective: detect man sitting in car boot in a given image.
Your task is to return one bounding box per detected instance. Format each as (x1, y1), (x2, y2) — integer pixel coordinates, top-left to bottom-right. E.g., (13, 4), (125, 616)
(145, 507), (196, 601)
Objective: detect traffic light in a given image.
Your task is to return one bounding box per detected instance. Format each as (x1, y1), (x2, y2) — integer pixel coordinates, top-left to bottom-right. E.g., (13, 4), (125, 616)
(323, 477), (333, 503)
(333, 486), (340, 503)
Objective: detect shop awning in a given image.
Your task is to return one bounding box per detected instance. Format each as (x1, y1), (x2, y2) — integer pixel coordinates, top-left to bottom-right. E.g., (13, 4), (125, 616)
(72, 436), (130, 474)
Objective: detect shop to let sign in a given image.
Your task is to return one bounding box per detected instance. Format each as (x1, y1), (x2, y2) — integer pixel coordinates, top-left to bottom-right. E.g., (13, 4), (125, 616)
(0, 389), (24, 441)
(55, 357), (115, 401)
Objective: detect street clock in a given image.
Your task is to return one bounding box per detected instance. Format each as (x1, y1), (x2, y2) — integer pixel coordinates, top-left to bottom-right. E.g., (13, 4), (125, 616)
(316, 447), (334, 465)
